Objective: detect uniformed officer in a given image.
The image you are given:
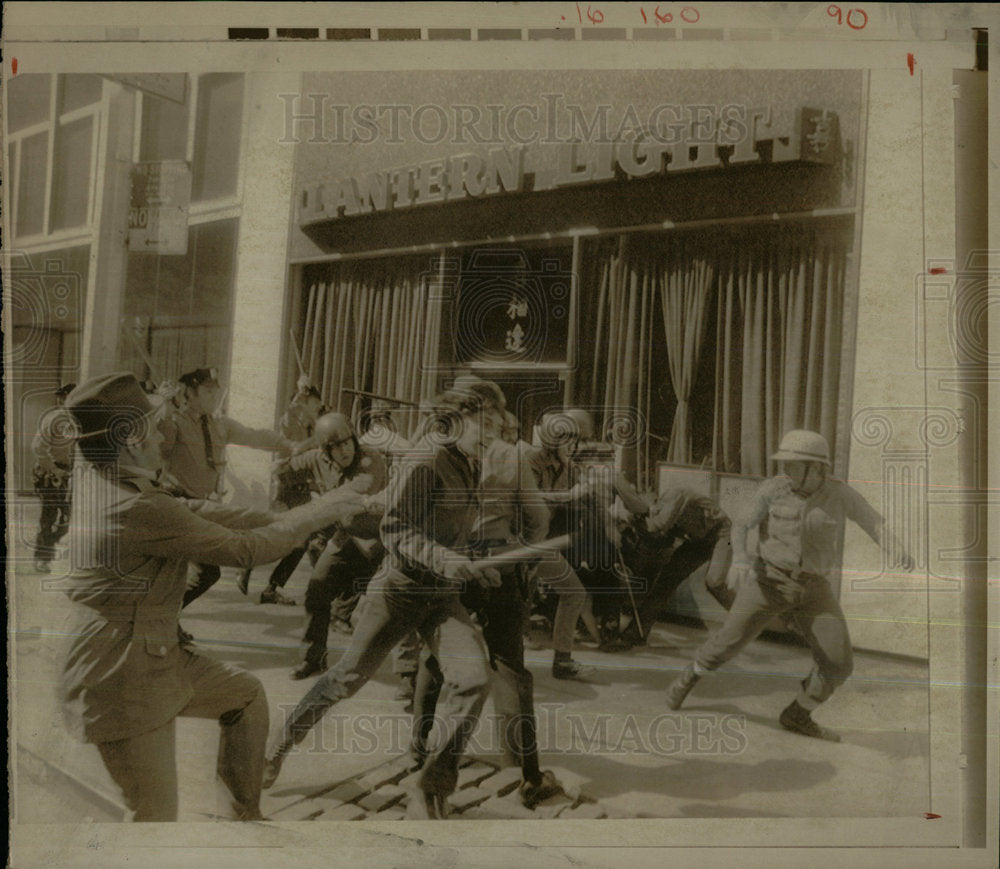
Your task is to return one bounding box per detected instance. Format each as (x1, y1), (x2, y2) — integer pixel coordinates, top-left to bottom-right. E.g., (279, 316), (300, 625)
(288, 412), (389, 679)
(30, 382), (77, 572)
(664, 429), (914, 741)
(59, 372), (368, 821)
(158, 367), (301, 608)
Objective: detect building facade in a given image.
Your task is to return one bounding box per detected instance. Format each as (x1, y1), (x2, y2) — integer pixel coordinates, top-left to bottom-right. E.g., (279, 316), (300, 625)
(4, 66), (984, 659)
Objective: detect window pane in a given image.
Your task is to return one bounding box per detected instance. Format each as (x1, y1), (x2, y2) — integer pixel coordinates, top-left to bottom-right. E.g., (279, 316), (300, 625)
(50, 116), (93, 230)
(16, 132), (48, 236)
(7, 74), (51, 132)
(140, 90), (189, 162)
(191, 219), (238, 320)
(191, 73), (243, 201)
(57, 74), (103, 114)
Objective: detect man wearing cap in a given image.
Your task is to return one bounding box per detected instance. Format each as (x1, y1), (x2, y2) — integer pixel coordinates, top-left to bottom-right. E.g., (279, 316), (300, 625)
(278, 379), (324, 444)
(664, 429), (914, 742)
(30, 382), (77, 573)
(58, 372), (369, 822)
(158, 367), (301, 608)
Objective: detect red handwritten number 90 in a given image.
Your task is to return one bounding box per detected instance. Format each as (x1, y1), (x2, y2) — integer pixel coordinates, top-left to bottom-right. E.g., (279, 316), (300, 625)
(827, 5), (867, 29)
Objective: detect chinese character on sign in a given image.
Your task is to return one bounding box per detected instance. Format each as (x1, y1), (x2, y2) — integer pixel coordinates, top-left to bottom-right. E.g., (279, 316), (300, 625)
(505, 323), (525, 352)
(806, 111), (832, 155)
(507, 296), (529, 320)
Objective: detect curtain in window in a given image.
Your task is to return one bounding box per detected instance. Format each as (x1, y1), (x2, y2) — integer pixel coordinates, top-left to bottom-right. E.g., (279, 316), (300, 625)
(298, 256), (438, 430)
(576, 235), (657, 486)
(659, 239), (715, 465)
(714, 225), (846, 477)
(578, 221), (848, 486)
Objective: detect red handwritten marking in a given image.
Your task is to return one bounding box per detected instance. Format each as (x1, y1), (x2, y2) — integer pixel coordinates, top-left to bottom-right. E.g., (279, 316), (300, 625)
(929, 267), (946, 274)
(847, 7), (868, 29)
(828, 6), (867, 30)
(924, 813), (941, 819)
(907, 53), (915, 75)
(12, 57), (17, 75)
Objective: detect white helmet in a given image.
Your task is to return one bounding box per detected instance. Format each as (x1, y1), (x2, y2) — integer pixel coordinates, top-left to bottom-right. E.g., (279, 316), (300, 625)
(770, 429), (831, 466)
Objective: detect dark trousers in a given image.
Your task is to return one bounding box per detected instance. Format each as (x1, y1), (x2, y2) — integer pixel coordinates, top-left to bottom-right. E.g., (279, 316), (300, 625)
(182, 563), (222, 609)
(627, 531), (734, 638)
(272, 567), (491, 798)
(412, 564), (541, 783)
(694, 559), (853, 705)
(267, 544), (319, 590)
(34, 476), (71, 562)
(301, 540), (380, 664)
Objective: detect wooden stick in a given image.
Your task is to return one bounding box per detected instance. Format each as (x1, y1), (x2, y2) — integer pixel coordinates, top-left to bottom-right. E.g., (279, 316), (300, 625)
(473, 535), (572, 571)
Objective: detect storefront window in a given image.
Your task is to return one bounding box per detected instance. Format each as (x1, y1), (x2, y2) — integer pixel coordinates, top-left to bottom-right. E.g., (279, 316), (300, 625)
(7, 73), (102, 238)
(16, 132), (49, 237)
(139, 87), (189, 162)
(119, 218), (239, 380)
(57, 74), (103, 114)
(192, 73), (243, 201)
(6, 73), (51, 132)
(50, 115), (94, 230)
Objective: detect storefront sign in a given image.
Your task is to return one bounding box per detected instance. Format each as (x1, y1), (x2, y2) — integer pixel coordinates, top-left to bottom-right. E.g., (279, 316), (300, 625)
(128, 161), (192, 255)
(299, 106), (841, 226)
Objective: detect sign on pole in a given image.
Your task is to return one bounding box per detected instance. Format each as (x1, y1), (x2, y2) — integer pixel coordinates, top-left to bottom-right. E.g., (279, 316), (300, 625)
(128, 161), (192, 256)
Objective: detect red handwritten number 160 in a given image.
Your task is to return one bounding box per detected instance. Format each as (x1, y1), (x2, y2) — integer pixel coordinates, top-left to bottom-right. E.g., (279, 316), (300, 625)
(827, 5), (868, 29)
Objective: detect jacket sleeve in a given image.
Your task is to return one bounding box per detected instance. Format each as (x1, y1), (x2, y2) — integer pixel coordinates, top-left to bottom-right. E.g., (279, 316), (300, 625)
(379, 459), (455, 576)
(516, 448), (550, 545)
(182, 499), (276, 529)
(220, 416), (294, 454)
(127, 488), (362, 569)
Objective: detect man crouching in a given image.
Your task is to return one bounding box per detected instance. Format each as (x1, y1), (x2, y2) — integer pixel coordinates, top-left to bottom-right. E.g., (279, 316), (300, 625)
(59, 373), (366, 821)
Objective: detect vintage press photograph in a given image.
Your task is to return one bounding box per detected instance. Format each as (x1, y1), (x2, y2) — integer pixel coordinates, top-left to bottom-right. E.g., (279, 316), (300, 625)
(2, 35), (989, 855)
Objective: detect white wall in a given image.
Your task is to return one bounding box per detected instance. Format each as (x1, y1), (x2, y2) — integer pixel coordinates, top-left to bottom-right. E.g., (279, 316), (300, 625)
(224, 72), (302, 509)
(843, 68), (966, 659)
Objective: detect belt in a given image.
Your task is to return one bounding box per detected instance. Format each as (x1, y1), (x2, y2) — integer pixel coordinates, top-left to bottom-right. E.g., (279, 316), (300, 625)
(764, 561), (824, 583)
(468, 538), (514, 558)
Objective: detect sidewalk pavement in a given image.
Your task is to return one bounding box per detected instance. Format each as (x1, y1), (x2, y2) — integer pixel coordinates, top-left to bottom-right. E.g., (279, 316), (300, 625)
(10, 534), (931, 824)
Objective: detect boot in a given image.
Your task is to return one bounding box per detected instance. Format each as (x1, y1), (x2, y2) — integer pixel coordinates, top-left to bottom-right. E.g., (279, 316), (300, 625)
(262, 697), (331, 788)
(519, 769), (564, 809)
(779, 700), (841, 742)
(665, 664), (700, 710)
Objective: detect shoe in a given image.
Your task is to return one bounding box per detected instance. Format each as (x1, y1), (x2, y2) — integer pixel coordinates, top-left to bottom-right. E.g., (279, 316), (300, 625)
(779, 700), (841, 742)
(33, 560), (51, 574)
(665, 664), (700, 711)
(290, 655), (327, 680)
(395, 673), (416, 712)
(260, 587), (296, 606)
(519, 769), (564, 809)
(237, 570), (251, 596)
(552, 659), (596, 681)
(599, 630), (644, 653)
(404, 788), (448, 820)
(262, 753), (285, 789)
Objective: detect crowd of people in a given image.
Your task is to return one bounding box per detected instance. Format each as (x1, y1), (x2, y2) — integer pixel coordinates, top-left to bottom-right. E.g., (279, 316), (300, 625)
(29, 364), (911, 822)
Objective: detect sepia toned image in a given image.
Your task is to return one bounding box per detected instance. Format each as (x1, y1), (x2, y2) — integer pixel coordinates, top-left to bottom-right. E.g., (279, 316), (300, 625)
(3, 3), (997, 868)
